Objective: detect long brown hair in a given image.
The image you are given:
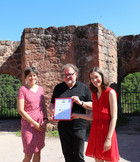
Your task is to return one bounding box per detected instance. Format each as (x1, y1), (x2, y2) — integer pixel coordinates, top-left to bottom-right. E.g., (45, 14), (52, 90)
(89, 67), (109, 93)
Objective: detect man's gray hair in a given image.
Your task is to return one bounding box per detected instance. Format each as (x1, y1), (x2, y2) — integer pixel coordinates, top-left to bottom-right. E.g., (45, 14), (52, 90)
(61, 63), (79, 74)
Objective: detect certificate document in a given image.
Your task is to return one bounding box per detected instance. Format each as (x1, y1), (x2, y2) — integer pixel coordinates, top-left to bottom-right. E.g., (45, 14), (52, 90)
(53, 98), (73, 120)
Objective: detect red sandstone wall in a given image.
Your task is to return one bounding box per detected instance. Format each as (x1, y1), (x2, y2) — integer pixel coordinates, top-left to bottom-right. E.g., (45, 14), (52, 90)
(0, 23), (119, 119)
(20, 24), (117, 112)
(0, 41), (21, 79)
(1, 23), (140, 120)
(118, 35), (140, 82)
(98, 25), (117, 83)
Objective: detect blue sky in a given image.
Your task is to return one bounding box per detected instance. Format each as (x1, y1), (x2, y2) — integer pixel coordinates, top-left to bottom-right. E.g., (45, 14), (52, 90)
(0, 0), (140, 41)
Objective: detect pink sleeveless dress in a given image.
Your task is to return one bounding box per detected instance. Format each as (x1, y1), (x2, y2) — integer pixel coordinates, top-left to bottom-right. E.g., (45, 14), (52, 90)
(86, 87), (120, 162)
(18, 85), (46, 154)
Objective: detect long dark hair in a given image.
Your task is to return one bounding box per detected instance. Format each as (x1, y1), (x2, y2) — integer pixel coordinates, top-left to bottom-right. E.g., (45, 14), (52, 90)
(24, 67), (38, 78)
(89, 67), (109, 93)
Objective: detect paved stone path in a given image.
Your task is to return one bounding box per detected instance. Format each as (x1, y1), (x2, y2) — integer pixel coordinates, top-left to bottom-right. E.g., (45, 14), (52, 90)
(0, 116), (140, 162)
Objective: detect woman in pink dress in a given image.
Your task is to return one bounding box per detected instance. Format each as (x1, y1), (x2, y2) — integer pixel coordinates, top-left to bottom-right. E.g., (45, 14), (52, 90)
(17, 67), (48, 162)
(72, 67), (120, 162)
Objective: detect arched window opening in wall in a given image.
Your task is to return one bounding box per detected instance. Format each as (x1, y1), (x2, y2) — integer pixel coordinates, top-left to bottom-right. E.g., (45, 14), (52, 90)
(0, 74), (22, 119)
(121, 72), (140, 115)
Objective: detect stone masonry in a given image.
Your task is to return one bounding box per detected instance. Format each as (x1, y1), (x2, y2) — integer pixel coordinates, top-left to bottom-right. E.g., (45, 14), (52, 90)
(118, 35), (140, 82)
(0, 23), (140, 118)
(20, 23), (117, 115)
(0, 41), (21, 78)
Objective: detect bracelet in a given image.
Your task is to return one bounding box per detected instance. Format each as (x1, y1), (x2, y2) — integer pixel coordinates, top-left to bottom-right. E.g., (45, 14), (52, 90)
(81, 101), (84, 106)
(43, 117), (48, 121)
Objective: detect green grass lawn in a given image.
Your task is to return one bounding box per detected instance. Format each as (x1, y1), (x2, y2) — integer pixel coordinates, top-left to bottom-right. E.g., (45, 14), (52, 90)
(15, 129), (59, 137)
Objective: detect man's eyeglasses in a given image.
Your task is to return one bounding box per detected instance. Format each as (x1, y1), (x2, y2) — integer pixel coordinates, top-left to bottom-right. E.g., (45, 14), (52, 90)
(63, 72), (75, 77)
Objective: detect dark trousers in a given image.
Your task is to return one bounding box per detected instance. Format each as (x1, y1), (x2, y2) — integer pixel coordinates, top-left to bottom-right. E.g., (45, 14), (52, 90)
(58, 125), (86, 162)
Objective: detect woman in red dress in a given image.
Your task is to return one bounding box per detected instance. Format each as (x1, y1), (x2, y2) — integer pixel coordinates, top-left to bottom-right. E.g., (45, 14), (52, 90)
(72, 67), (120, 162)
(17, 67), (48, 162)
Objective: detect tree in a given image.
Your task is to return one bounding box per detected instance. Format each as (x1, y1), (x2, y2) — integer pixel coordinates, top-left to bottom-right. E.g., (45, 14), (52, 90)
(0, 74), (21, 118)
(121, 72), (140, 92)
(121, 72), (140, 113)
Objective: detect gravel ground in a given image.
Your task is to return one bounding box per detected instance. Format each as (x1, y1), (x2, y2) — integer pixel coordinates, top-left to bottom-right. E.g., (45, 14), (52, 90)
(0, 116), (140, 162)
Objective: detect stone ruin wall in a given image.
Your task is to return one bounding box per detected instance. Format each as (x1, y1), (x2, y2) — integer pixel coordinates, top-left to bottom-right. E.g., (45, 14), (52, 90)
(0, 41), (21, 78)
(118, 35), (140, 82)
(20, 23), (117, 114)
(0, 23), (122, 118)
(0, 23), (140, 119)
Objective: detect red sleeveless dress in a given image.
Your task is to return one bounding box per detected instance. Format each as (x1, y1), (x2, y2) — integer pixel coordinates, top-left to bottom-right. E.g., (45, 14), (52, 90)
(86, 87), (120, 162)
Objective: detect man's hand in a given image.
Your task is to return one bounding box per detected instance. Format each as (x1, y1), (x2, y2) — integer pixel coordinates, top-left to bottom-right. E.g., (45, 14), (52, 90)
(71, 96), (82, 105)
